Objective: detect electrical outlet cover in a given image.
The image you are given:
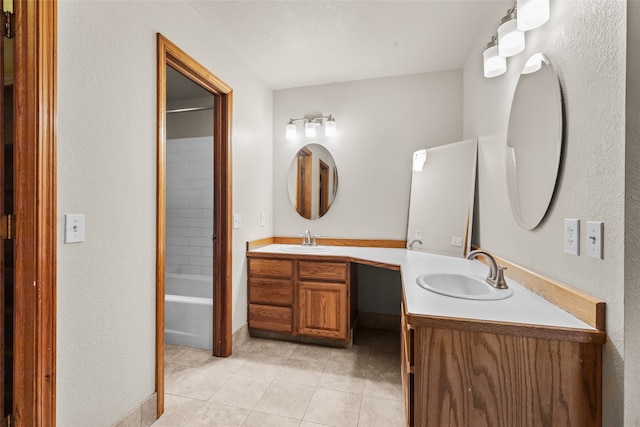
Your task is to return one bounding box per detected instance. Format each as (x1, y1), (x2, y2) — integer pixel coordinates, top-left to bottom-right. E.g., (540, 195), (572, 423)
(564, 218), (579, 255)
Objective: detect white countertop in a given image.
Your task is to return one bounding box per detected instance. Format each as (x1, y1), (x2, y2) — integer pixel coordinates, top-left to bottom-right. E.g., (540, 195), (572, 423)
(249, 244), (594, 331)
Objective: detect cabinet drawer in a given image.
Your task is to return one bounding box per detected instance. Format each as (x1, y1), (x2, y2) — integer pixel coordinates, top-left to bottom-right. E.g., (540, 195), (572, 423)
(249, 258), (293, 279)
(249, 304), (293, 333)
(249, 278), (293, 306)
(299, 261), (348, 282)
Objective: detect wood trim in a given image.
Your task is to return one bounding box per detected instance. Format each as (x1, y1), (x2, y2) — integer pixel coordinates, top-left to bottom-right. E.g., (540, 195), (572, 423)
(271, 237), (406, 248)
(472, 247), (605, 331)
(246, 237), (275, 251)
(13, 0), (57, 425)
(404, 311), (605, 345)
(156, 33), (233, 418)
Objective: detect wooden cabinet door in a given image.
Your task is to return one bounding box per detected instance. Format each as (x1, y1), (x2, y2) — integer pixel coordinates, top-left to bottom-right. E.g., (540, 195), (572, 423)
(298, 281), (347, 340)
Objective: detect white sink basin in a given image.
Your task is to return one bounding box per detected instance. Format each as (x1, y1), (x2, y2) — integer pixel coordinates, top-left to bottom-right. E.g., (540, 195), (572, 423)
(279, 245), (331, 254)
(416, 273), (513, 301)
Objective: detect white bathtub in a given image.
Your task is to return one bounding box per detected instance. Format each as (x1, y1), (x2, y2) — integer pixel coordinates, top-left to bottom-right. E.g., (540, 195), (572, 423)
(165, 273), (213, 350)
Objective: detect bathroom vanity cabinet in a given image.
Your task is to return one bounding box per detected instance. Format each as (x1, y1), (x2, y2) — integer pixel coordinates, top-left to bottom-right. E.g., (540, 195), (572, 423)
(247, 254), (356, 343)
(401, 303), (603, 427)
(247, 243), (605, 426)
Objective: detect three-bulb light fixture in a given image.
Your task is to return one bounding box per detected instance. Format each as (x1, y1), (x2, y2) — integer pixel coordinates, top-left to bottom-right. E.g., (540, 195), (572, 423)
(483, 0), (550, 78)
(286, 114), (336, 139)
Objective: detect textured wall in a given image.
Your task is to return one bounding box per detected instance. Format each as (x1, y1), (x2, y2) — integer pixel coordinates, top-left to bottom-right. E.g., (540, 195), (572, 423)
(57, 1), (273, 425)
(273, 71), (463, 239)
(625, 1), (640, 424)
(463, 1), (626, 425)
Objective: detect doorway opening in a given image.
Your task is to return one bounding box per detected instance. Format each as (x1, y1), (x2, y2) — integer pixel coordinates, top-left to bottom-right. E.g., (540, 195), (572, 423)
(156, 34), (233, 417)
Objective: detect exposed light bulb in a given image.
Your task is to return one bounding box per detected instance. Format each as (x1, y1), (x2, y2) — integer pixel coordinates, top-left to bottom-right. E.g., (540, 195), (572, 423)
(483, 36), (506, 78)
(498, 9), (525, 57)
(517, 0), (549, 31)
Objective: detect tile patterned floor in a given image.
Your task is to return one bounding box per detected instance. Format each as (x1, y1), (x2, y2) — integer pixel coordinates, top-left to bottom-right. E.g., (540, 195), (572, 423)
(153, 329), (405, 427)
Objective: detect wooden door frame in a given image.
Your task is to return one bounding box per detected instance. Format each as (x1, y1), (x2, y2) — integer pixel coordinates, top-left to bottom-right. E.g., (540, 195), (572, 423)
(296, 147), (312, 218)
(318, 159), (329, 217)
(13, 0), (57, 425)
(156, 34), (233, 416)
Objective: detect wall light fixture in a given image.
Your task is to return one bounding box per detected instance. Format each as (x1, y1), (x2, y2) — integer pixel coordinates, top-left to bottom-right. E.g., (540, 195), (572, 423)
(498, 7), (525, 57)
(517, 0), (549, 31)
(286, 114), (337, 139)
(483, 35), (507, 78)
(482, 0), (550, 79)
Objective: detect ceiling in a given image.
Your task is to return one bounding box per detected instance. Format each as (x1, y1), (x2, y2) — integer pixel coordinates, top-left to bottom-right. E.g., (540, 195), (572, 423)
(187, 0), (513, 90)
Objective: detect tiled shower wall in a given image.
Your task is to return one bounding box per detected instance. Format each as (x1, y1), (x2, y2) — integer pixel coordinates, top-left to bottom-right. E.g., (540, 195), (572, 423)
(166, 136), (214, 276)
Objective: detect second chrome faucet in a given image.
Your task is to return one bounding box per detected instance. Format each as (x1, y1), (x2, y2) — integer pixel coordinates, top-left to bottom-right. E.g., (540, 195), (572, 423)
(466, 250), (508, 289)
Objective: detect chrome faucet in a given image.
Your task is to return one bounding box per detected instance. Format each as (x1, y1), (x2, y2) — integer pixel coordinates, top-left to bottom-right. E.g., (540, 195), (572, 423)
(465, 250), (508, 289)
(408, 239), (422, 250)
(301, 229), (317, 247)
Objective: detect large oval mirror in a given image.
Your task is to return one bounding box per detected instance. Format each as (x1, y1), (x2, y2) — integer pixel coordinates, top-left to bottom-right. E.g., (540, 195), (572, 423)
(506, 54), (563, 230)
(287, 144), (338, 220)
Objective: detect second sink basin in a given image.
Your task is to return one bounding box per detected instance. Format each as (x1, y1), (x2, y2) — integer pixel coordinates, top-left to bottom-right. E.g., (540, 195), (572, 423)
(416, 273), (513, 301)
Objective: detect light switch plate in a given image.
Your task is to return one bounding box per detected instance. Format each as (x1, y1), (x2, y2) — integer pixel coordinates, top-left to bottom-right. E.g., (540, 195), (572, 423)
(260, 212), (266, 227)
(233, 214), (242, 229)
(65, 214), (85, 243)
(415, 229), (423, 240)
(564, 218), (579, 255)
(586, 221), (604, 259)
(451, 236), (463, 247)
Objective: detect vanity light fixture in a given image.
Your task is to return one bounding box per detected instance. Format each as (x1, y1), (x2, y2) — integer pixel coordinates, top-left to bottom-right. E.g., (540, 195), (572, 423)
(286, 119), (297, 139)
(482, 2), (550, 79)
(285, 114), (337, 139)
(304, 120), (317, 138)
(483, 35), (507, 78)
(498, 7), (525, 57)
(517, 0), (549, 31)
(325, 115), (337, 137)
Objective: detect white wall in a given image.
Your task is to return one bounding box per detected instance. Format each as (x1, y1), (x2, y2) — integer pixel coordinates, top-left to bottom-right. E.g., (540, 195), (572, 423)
(57, 1), (272, 425)
(625, 1), (640, 424)
(463, 1), (626, 425)
(273, 71), (463, 239)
